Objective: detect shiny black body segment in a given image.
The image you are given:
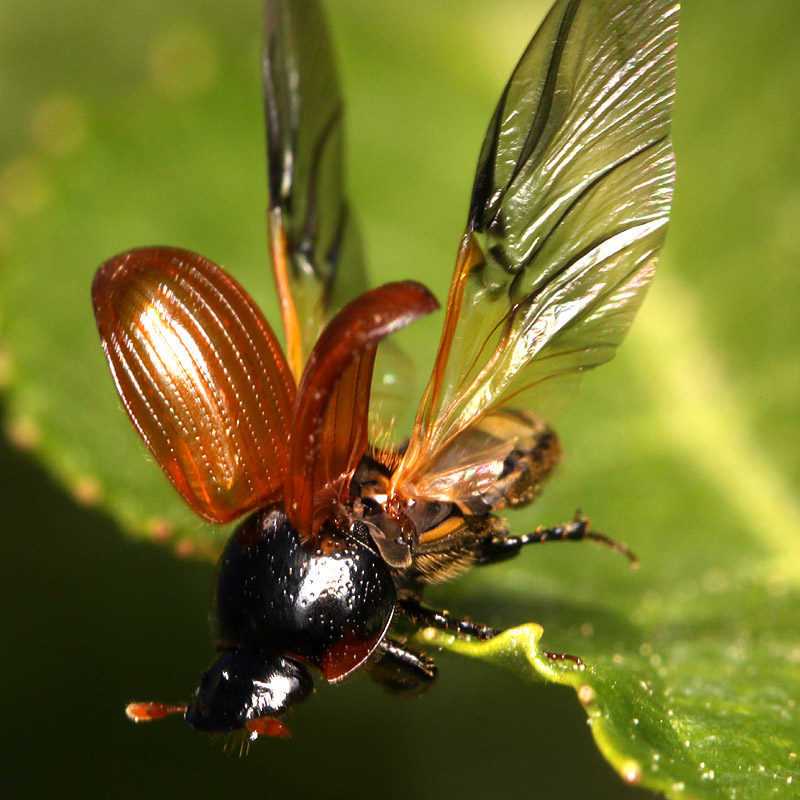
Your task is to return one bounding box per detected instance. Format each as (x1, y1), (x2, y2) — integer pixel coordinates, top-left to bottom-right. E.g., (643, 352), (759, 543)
(188, 505), (398, 734)
(186, 650), (313, 734)
(213, 507), (396, 671)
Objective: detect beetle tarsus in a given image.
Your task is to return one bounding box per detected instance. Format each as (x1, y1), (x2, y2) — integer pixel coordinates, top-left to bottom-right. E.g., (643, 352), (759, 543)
(367, 637), (438, 696)
(542, 649), (584, 667)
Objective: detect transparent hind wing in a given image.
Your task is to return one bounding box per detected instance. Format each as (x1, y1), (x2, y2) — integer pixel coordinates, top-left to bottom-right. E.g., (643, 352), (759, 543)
(264, 0), (368, 380)
(395, 0), (678, 499)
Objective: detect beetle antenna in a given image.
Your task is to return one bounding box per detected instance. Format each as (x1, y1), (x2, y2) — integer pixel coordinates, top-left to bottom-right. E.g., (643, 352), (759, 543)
(125, 702), (187, 723)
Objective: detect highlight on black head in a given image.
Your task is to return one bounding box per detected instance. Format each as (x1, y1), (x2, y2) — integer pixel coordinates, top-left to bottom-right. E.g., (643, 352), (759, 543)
(185, 649), (313, 739)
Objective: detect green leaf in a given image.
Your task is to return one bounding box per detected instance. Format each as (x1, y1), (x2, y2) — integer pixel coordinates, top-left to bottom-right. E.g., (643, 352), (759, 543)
(2, 1), (799, 798)
(425, 581), (800, 798)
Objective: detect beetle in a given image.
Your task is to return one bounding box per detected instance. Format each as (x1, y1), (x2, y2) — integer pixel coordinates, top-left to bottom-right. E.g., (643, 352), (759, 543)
(92, 0), (678, 740)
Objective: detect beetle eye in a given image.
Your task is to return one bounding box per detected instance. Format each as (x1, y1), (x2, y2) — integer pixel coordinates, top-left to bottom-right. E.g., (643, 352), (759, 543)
(186, 650), (313, 735)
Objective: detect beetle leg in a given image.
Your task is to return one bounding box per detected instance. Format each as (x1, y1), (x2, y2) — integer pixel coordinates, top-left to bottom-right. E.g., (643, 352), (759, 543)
(475, 514), (637, 567)
(398, 601), (585, 667)
(398, 598), (499, 641)
(366, 637), (438, 696)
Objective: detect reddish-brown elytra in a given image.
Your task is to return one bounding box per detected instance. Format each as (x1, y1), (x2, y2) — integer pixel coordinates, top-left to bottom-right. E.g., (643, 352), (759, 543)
(94, 0), (678, 740)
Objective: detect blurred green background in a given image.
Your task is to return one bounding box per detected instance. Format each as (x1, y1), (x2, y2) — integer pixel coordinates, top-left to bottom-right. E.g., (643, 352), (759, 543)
(1, 1), (799, 798)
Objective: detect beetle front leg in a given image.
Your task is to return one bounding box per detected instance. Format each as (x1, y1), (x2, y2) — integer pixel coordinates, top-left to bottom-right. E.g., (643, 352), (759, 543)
(475, 514), (637, 567)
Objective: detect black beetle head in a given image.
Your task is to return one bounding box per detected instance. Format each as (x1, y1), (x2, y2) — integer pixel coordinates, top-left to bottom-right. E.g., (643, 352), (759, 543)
(186, 649), (313, 738)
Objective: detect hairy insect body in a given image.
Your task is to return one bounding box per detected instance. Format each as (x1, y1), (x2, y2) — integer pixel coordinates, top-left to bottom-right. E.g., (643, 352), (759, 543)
(454, 410), (562, 514)
(349, 410), (561, 589)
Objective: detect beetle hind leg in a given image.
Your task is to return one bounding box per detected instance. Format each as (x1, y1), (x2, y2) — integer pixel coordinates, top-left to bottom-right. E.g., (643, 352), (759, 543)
(367, 637), (438, 696)
(398, 596), (585, 667)
(398, 598), (499, 641)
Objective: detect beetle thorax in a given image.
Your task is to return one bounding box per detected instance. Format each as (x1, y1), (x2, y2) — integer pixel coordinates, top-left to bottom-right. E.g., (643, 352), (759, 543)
(212, 506), (396, 683)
